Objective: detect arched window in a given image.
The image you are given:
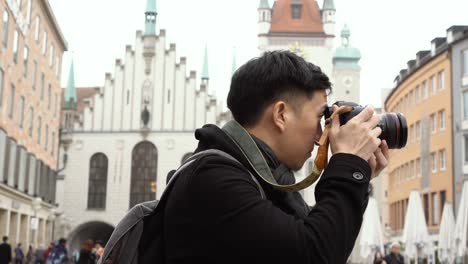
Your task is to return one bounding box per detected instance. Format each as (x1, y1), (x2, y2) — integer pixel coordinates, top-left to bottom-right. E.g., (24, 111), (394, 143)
(181, 152), (193, 165)
(130, 142), (158, 208)
(87, 153), (108, 209)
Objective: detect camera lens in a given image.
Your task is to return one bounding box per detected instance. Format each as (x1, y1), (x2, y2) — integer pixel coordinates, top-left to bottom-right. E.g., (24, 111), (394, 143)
(378, 113), (408, 149)
(327, 102), (408, 149)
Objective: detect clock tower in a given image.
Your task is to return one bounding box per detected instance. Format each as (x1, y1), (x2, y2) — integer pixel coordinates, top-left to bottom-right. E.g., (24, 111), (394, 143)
(257, 0), (335, 77)
(331, 24), (361, 104)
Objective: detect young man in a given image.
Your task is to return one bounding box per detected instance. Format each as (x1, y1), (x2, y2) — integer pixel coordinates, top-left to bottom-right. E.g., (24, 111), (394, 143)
(163, 51), (388, 263)
(0, 237), (12, 264)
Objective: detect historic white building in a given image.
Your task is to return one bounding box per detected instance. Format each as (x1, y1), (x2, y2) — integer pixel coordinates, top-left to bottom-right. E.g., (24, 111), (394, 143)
(257, 0), (362, 204)
(56, 0), (229, 251)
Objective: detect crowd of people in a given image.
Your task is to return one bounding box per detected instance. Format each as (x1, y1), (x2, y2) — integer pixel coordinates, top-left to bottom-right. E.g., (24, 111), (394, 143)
(0, 236), (104, 264)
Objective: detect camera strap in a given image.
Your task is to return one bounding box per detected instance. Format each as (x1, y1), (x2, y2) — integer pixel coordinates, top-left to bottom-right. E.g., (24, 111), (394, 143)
(222, 106), (353, 192)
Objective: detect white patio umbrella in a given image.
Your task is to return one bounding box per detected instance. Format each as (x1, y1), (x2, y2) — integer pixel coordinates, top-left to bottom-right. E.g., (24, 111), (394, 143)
(438, 202), (455, 264)
(402, 190), (433, 262)
(359, 197), (384, 259)
(454, 181), (468, 260)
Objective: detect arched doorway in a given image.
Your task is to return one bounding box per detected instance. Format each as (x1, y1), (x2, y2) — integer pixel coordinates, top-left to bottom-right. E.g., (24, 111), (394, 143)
(130, 141), (158, 208)
(68, 221), (114, 254)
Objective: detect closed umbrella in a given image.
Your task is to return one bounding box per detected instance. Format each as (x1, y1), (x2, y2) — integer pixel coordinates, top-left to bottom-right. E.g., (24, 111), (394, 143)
(360, 197), (384, 259)
(402, 190), (433, 262)
(438, 202), (455, 264)
(454, 181), (468, 261)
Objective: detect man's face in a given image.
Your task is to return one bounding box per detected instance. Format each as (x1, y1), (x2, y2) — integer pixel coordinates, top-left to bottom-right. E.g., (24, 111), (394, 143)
(276, 90), (327, 170)
(392, 245), (401, 255)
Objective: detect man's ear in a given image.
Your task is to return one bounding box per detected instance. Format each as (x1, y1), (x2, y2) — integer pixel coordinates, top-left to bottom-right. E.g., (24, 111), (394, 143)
(271, 101), (287, 133)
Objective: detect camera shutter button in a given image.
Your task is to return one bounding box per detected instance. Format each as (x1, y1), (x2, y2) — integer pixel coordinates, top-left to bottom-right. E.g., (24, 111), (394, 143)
(352, 172), (364, 181)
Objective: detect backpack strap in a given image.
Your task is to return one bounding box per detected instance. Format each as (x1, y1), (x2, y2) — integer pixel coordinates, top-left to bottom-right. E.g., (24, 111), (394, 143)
(171, 149), (266, 199)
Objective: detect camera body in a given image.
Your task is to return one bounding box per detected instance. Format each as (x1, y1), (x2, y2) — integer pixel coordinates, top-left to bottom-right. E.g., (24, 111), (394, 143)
(324, 101), (408, 149)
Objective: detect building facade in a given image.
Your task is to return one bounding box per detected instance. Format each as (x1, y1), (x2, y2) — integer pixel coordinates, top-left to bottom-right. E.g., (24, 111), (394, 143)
(450, 27), (468, 212)
(384, 26), (468, 242)
(0, 0), (66, 248)
(57, 0), (228, 252)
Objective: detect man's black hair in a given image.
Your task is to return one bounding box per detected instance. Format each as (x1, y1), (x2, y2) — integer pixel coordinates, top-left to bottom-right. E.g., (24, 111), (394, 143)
(59, 238), (67, 245)
(227, 50), (332, 127)
(2, 236), (7, 242)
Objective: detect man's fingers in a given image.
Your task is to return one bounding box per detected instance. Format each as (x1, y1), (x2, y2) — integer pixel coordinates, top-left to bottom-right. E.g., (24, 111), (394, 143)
(374, 147), (387, 169)
(370, 126), (383, 138)
(365, 115), (382, 130)
(353, 106), (375, 123)
(381, 140), (390, 159)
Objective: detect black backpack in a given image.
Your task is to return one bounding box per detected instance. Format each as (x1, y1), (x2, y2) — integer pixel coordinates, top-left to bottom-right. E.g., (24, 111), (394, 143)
(98, 149), (265, 264)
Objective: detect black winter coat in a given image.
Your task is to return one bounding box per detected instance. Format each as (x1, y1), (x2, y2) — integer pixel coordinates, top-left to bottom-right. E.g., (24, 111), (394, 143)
(163, 125), (371, 264)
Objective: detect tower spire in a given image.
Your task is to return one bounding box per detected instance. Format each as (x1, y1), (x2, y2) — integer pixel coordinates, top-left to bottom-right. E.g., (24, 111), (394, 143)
(201, 43), (209, 81)
(63, 60), (77, 110)
(259, 0), (270, 9)
(322, 0), (335, 10)
(145, 0), (157, 35)
(231, 47), (237, 76)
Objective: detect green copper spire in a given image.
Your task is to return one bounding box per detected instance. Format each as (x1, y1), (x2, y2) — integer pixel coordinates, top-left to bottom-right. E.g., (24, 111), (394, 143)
(145, 0), (157, 35)
(201, 44), (209, 81)
(322, 0), (335, 10)
(63, 60), (77, 110)
(231, 47), (237, 76)
(333, 24), (361, 70)
(259, 0), (270, 9)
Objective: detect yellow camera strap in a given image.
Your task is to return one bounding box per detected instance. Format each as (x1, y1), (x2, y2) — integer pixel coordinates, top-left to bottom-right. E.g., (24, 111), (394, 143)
(222, 105), (353, 193)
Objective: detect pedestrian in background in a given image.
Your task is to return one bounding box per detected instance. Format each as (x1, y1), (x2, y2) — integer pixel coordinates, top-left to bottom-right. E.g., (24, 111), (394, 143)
(77, 240), (95, 264)
(374, 251), (387, 264)
(25, 245), (34, 264)
(0, 236), (12, 264)
(14, 243), (24, 264)
(34, 245), (45, 264)
(383, 242), (404, 264)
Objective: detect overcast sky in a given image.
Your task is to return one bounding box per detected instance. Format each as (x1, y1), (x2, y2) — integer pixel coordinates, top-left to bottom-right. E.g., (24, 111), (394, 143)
(48, 0), (468, 108)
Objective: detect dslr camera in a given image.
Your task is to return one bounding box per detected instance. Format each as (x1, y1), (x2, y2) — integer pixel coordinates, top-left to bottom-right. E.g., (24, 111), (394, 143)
(324, 101), (408, 149)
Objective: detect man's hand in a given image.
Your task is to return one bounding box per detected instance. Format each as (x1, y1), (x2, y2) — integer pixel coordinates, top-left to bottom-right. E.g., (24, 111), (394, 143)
(329, 105), (382, 160)
(328, 104), (389, 178)
(368, 140), (389, 179)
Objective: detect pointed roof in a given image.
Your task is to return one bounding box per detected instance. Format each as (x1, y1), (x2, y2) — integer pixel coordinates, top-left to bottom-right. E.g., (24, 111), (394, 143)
(333, 24), (361, 69)
(269, 0), (324, 34)
(231, 47), (237, 75)
(201, 44), (209, 80)
(322, 0), (335, 10)
(63, 60), (77, 109)
(146, 0), (157, 13)
(259, 0), (270, 9)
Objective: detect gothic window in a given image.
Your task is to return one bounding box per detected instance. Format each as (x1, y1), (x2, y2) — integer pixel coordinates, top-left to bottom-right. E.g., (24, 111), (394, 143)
(130, 142), (158, 208)
(87, 153), (108, 209)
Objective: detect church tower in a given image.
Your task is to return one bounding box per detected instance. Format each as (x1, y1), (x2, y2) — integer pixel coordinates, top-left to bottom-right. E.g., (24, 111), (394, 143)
(62, 60), (77, 132)
(258, 0), (272, 51)
(321, 0), (335, 36)
(257, 0), (335, 77)
(332, 24), (361, 104)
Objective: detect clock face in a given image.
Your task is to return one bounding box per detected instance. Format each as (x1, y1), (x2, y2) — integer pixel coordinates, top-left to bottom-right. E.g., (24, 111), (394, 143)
(342, 76), (353, 88)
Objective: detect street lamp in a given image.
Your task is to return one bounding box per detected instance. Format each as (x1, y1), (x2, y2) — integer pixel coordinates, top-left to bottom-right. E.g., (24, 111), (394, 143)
(31, 197), (42, 247)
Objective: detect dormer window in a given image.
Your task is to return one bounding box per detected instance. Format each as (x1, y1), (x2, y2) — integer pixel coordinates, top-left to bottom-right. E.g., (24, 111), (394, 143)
(291, 3), (302, 19)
